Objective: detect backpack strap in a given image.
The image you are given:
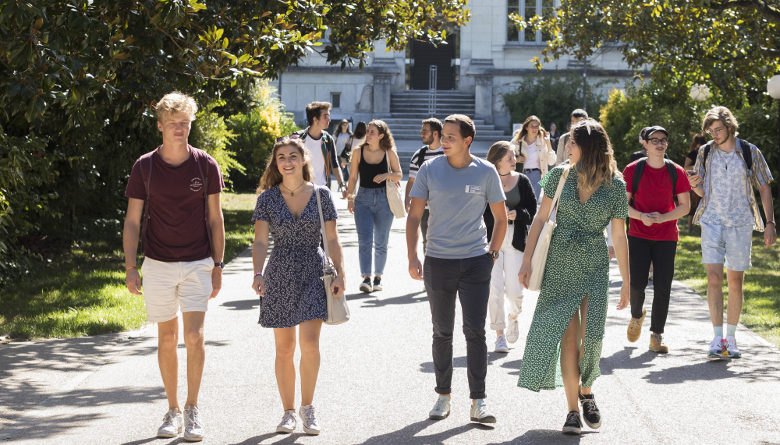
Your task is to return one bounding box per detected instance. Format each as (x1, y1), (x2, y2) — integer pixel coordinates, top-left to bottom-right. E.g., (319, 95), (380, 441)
(139, 146), (160, 250)
(702, 142), (714, 168)
(192, 147), (213, 249)
(631, 158), (647, 199)
(416, 146), (428, 168)
(737, 138), (753, 171)
(664, 158), (678, 198)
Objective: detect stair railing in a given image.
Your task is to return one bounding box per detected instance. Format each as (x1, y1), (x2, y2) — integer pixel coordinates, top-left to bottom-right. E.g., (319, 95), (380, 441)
(428, 65), (437, 116)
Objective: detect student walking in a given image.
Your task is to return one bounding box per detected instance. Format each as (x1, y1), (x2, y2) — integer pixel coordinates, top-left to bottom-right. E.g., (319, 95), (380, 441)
(518, 119), (630, 435)
(629, 127), (651, 164)
(555, 109), (588, 166)
(334, 119), (352, 182)
(405, 118), (446, 253)
(482, 142), (537, 353)
(294, 102), (347, 198)
(688, 106), (776, 359)
(623, 126), (691, 353)
(407, 115), (508, 425)
(549, 122), (561, 150)
(339, 121), (367, 183)
(123, 93), (226, 442)
(251, 137), (346, 435)
(684, 134), (708, 233)
(509, 116), (556, 202)
(346, 120), (403, 293)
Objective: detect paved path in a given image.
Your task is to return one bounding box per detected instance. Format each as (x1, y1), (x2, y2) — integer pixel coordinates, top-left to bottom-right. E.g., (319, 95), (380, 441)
(2, 186), (780, 445)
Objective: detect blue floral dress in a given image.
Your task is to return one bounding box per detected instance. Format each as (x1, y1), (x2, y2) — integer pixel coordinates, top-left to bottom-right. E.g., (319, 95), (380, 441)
(518, 166), (628, 390)
(251, 185), (338, 328)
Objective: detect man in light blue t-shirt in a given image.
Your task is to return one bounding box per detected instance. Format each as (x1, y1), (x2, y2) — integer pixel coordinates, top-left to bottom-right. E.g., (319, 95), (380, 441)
(407, 114), (508, 426)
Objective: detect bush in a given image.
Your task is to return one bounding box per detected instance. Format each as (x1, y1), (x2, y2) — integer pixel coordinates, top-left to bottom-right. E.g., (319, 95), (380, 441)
(190, 100), (244, 188)
(502, 72), (607, 132)
(227, 81), (299, 192)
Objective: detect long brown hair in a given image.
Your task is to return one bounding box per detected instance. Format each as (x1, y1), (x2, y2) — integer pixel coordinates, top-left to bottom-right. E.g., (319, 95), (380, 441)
(257, 137), (314, 193)
(512, 115), (544, 144)
(570, 119), (619, 192)
(361, 120), (396, 152)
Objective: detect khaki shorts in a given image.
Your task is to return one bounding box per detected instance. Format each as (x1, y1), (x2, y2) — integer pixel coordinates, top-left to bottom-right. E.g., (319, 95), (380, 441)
(141, 257), (213, 323)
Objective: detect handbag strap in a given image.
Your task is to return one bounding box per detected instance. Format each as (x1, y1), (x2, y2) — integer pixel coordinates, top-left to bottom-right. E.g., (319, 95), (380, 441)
(544, 167), (570, 224)
(314, 186), (332, 260)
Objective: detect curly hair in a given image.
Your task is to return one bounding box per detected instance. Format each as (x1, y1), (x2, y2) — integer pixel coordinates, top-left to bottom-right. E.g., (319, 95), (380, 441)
(361, 120), (396, 152)
(257, 137), (314, 193)
(570, 119), (620, 192)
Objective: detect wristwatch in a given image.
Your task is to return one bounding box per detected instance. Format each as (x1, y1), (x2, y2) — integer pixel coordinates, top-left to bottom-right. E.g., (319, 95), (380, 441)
(489, 250), (499, 260)
(214, 261), (225, 269)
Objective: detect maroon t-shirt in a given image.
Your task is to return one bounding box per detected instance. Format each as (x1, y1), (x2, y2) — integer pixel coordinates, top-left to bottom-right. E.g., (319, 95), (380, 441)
(125, 147), (224, 262)
(623, 160), (691, 241)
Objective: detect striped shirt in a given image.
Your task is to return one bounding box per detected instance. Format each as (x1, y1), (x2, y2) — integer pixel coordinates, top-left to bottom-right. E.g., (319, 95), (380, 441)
(692, 138), (773, 231)
(409, 145), (445, 179)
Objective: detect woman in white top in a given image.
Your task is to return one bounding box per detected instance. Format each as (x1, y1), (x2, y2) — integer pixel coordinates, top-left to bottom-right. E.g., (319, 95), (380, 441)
(339, 121), (366, 183)
(334, 120), (352, 183)
(509, 115), (557, 202)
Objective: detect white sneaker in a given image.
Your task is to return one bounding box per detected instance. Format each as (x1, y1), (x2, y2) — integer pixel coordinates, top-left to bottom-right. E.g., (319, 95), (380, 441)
(183, 405), (204, 442)
(429, 396), (451, 420)
(299, 405), (320, 435)
(494, 334), (509, 353)
(470, 399), (496, 424)
(506, 317), (520, 343)
(707, 336), (728, 359)
(276, 410), (296, 433)
(725, 336), (741, 358)
(157, 408), (183, 438)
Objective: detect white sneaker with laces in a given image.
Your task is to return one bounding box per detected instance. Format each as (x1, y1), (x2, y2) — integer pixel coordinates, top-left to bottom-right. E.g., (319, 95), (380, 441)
(707, 336), (728, 359)
(494, 334), (509, 353)
(299, 405), (320, 435)
(725, 335), (741, 358)
(506, 317), (520, 343)
(276, 410), (297, 433)
(429, 396), (451, 420)
(157, 408), (183, 438)
(183, 405), (204, 442)
(470, 399), (496, 424)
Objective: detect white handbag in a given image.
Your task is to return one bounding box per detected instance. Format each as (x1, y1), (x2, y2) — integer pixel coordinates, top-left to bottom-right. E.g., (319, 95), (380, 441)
(385, 153), (406, 218)
(315, 187), (350, 325)
(527, 167), (570, 292)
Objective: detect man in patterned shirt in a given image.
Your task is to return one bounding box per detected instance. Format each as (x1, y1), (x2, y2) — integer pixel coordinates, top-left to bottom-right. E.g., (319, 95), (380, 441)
(688, 106), (776, 359)
(405, 117), (445, 253)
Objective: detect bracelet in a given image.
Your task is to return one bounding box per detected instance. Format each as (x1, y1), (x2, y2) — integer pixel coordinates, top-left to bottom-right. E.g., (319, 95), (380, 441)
(254, 272), (263, 277)
(767, 221), (775, 226)
(125, 266), (137, 271)
(347, 194), (356, 199)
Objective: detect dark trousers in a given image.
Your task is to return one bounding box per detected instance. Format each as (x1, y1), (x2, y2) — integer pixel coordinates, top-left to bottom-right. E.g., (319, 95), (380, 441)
(424, 254), (493, 399)
(628, 235), (677, 334)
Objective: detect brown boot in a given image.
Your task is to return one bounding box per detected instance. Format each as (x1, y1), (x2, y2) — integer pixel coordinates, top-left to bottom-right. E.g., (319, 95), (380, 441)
(627, 308), (646, 343)
(649, 333), (669, 353)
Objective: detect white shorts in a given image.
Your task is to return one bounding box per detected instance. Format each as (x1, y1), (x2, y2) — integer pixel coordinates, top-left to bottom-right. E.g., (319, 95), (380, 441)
(141, 257), (213, 322)
(700, 222), (753, 272)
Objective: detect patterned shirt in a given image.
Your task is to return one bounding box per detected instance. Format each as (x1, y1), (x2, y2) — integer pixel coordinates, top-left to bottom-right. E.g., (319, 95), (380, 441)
(409, 145), (445, 179)
(699, 147), (753, 226)
(692, 139), (773, 231)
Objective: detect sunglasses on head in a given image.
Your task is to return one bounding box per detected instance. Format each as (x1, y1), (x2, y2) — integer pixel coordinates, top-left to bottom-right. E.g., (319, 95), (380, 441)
(275, 134), (301, 143)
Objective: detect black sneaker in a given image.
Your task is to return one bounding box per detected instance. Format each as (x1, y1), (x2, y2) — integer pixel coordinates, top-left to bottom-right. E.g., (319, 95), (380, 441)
(372, 276), (383, 291)
(579, 391), (601, 429)
(359, 277), (372, 293)
(562, 410), (582, 435)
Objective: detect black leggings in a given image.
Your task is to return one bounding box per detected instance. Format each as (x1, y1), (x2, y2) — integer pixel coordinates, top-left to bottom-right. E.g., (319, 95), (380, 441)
(628, 235), (677, 334)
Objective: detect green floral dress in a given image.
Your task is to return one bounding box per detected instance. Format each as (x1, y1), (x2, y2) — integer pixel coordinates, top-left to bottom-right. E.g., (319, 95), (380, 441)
(518, 166), (628, 391)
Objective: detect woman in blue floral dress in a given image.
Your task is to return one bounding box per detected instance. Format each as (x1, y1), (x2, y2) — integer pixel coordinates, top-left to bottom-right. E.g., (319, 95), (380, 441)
(518, 120), (630, 435)
(251, 137), (346, 436)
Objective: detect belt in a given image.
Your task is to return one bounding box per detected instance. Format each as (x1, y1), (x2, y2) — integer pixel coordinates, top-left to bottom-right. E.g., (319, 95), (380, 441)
(524, 168), (540, 172)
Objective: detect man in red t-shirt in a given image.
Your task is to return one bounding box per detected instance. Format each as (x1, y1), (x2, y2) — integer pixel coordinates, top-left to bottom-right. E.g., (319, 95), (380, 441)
(123, 93), (225, 441)
(623, 126), (691, 354)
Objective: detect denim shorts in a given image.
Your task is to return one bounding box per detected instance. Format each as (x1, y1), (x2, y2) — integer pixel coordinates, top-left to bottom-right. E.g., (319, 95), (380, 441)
(700, 221), (753, 271)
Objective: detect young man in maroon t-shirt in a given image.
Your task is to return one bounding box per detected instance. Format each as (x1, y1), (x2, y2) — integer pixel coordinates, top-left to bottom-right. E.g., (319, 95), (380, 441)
(123, 93), (225, 441)
(623, 126), (691, 353)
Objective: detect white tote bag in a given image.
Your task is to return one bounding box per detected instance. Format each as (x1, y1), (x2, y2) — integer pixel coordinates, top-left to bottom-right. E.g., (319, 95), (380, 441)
(527, 167), (570, 292)
(315, 187), (350, 325)
(385, 154), (406, 218)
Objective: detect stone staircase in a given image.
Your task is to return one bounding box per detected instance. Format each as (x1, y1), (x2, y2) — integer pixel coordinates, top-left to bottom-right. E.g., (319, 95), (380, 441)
(386, 91), (509, 173)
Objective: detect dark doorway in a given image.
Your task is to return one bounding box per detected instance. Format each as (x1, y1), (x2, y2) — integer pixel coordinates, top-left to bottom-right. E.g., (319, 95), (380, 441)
(409, 34), (457, 90)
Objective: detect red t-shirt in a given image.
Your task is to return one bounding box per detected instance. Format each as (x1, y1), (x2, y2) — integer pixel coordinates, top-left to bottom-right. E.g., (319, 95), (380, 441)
(623, 160), (691, 241)
(125, 147), (224, 262)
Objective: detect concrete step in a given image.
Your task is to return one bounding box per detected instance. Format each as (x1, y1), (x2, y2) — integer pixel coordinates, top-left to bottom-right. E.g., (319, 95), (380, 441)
(392, 91), (475, 98)
(381, 118), (488, 126)
(391, 98), (475, 106)
(391, 112), (479, 119)
(386, 123), (499, 131)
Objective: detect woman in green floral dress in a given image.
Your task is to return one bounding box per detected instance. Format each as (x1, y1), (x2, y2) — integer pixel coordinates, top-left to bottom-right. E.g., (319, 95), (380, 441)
(517, 119), (630, 435)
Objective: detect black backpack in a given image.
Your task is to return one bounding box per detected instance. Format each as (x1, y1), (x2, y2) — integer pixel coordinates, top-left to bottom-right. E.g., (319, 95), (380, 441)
(415, 145), (428, 168)
(631, 157), (679, 201)
(701, 138), (753, 172)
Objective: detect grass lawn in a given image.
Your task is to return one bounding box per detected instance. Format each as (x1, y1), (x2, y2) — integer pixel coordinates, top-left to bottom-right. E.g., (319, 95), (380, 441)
(0, 192), (258, 340)
(675, 220), (780, 348)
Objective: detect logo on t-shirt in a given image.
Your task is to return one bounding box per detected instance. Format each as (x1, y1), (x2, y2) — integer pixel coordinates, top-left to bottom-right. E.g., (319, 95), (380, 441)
(190, 178), (203, 192)
(465, 185), (482, 194)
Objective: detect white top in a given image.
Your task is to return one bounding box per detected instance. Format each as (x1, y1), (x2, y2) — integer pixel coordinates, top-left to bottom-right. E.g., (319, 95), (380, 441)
(305, 134), (327, 186)
(335, 133), (351, 153)
(524, 139), (540, 169)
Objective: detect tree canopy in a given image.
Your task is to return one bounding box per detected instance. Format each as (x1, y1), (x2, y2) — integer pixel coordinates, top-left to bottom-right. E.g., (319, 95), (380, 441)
(512, 0), (780, 102)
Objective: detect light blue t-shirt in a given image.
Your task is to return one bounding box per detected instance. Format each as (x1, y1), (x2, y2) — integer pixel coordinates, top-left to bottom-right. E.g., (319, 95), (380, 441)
(700, 147), (753, 227)
(410, 155), (505, 259)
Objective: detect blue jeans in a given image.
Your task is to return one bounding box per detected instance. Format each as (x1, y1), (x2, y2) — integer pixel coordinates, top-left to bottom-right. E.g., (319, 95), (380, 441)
(354, 187), (394, 276)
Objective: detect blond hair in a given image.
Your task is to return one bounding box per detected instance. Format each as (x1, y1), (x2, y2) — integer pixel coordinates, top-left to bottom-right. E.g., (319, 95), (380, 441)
(701, 106), (739, 136)
(155, 92), (198, 121)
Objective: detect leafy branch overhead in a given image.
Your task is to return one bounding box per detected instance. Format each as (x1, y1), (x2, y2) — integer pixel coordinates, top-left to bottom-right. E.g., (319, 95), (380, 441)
(510, 0), (780, 100)
(0, 0), (470, 128)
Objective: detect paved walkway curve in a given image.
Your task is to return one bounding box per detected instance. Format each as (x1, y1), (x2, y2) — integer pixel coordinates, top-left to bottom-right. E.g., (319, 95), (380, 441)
(2, 187), (779, 444)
